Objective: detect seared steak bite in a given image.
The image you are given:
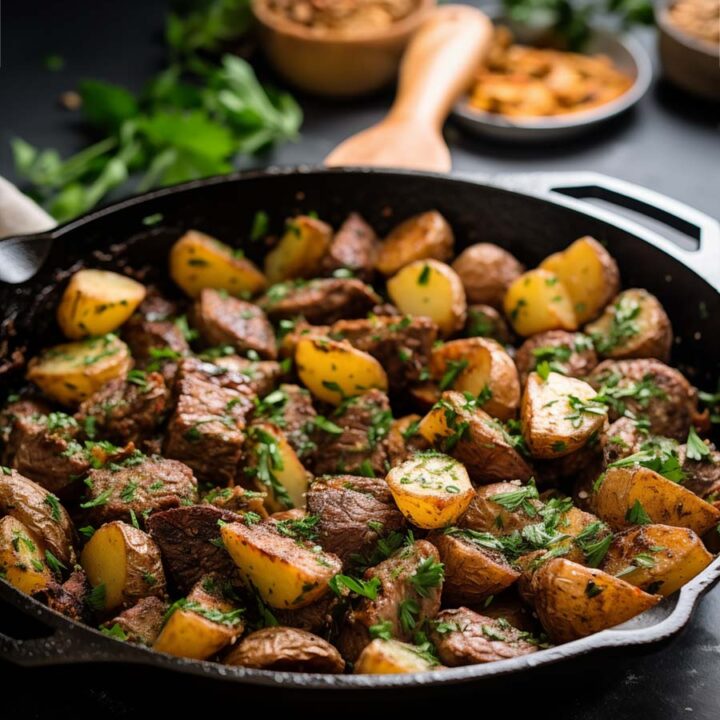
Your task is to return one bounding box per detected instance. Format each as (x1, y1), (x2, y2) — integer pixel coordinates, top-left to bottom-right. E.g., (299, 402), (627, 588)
(603, 416), (647, 465)
(75, 372), (168, 445)
(255, 384), (317, 459)
(320, 213), (379, 282)
(146, 505), (242, 593)
(103, 596), (168, 646)
(164, 359), (253, 484)
(12, 412), (90, 496)
(193, 288), (277, 360)
(0, 398), (50, 464)
(33, 568), (90, 623)
(274, 593), (342, 636)
(312, 390), (392, 477)
(329, 315), (437, 388)
(337, 540), (443, 662)
(429, 607), (539, 666)
(82, 456), (197, 527)
(306, 475), (406, 567)
(213, 355), (282, 397)
(259, 278), (381, 325)
(678, 442), (720, 505)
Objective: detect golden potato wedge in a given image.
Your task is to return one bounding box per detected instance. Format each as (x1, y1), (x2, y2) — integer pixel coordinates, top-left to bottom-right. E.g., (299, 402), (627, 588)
(295, 337), (388, 406)
(170, 229), (266, 298)
(386, 452), (474, 529)
(452, 243), (524, 308)
(355, 638), (438, 674)
(376, 210), (453, 276)
(595, 466), (720, 536)
(264, 215), (333, 284)
(531, 558), (660, 643)
(521, 371), (607, 459)
(430, 337), (520, 421)
(220, 521), (341, 609)
(57, 269), (146, 340)
(246, 423), (311, 512)
(601, 524), (713, 596)
(0, 515), (51, 595)
(81, 521), (166, 612)
(555, 506), (610, 565)
(26, 334), (132, 406)
(503, 269), (578, 337)
(418, 391), (534, 484)
(460, 481), (542, 535)
(431, 529), (519, 604)
(387, 260), (467, 337)
(585, 289), (672, 361)
(0, 470), (76, 566)
(154, 576), (244, 660)
(539, 236), (620, 324)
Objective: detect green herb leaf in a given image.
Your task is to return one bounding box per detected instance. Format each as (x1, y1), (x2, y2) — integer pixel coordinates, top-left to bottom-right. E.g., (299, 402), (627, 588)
(686, 426), (710, 462)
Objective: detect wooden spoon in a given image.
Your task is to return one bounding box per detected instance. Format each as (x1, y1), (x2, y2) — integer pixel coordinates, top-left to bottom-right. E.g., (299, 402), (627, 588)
(325, 4), (493, 172)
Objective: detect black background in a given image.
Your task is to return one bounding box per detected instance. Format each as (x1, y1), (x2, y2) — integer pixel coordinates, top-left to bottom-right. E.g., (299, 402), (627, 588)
(0, 1), (718, 717)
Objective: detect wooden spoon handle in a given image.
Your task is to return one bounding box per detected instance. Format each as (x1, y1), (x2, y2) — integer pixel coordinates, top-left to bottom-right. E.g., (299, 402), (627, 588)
(389, 4), (493, 130)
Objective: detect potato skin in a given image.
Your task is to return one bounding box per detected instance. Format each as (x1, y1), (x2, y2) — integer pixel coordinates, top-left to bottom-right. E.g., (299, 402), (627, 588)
(465, 304), (515, 344)
(460, 481), (542, 535)
(0, 515), (52, 595)
(225, 627), (345, 673)
(376, 210), (453, 276)
(531, 558), (660, 643)
(595, 466), (720, 536)
(540, 236), (620, 324)
(0, 470), (76, 566)
(57, 269), (147, 340)
(586, 289), (672, 361)
(452, 243), (524, 308)
(514, 330), (597, 386)
(355, 639), (439, 674)
(601, 524), (713, 596)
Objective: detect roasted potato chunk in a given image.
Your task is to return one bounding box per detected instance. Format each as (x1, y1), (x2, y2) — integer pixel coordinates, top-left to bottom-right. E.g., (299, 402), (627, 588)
(80, 521), (167, 612)
(521, 371), (607, 459)
(430, 337), (520, 420)
(387, 260), (467, 337)
(264, 215), (333, 284)
(355, 638), (439, 674)
(0, 515), (52, 595)
(224, 627), (345, 673)
(465, 304), (514, 344)
(585, 289), (672, 361)
(0, 470), (76, 566)
(170, 229), (266, 298)
(601, 524), (713, 596)
(419, 391), (534, 484)
(220, 520), (341, 609)
(295, 337), (388, 405)
(376, 210), (453, 276)
(514, 330), (597, 385)
(386, 453), (474, 529)
(57, 269), (146, 340)
(460, 481), (542, 535)
(531, 558), (660, 643)
(452, 243), (524, 308)
(26, 334), (132, 406)
(503, 269), (578, 337)
(595, 466), (720, 536)
(539, 236), (620, 324)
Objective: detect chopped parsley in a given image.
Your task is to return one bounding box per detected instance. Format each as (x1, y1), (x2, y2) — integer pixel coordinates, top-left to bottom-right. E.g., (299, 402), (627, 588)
(686, 426), (710, 462)
(438, 359), (468, 391)
(417, 264), (431, 285)
(625, 499), (652, 525)
(44, 493), (62, 523)
(275, 514), (319, 541)
(329, 574), (381, 600)
(101, 624), (129, 641)
(409, 558), (444, 598)
(369, 620), (393, 640)
(592, 295), (641, 353)
(398, 598), (420, 633)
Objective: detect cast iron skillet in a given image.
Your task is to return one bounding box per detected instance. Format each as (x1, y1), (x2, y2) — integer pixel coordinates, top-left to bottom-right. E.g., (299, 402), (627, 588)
(1, 167), (719, 691)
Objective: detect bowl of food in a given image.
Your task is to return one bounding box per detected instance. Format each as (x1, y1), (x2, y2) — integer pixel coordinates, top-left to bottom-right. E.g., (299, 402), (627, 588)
(252, 0), (436, 97)
(1, 168), (720, 690)
(657, 0), (719, 101)
(452, 25), (652, 141)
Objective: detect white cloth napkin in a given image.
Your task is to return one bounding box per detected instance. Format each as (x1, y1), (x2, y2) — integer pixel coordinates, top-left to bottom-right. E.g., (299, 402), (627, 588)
(0, 176), (56, 238)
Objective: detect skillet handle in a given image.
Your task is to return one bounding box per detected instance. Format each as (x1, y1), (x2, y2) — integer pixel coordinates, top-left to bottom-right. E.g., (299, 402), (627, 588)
(492, 171), (720, 290)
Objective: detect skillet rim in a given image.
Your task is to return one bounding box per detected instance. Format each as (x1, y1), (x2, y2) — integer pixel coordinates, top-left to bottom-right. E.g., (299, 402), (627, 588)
(1, 165), (719, 688)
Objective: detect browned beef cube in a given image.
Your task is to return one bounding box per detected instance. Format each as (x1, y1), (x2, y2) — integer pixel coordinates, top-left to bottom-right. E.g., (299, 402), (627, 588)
(274, 594), (342, 636)
(0, 398), (50, 464)
(311, 390), (392, 476)
(259, 278), (380, 325)
(103, 596), (168, 646)
(164, 360), (253, 484)
(306, 475), (406, 568)
(75, 372), (168, 445)
(255, 384), (317, 459)
(202, 485), (268, 518)
(146, 505), (242, 593)
(12, 412), (90, 497)
(214, 355), (282, 397)
(193, 288), (277, 360)
(330, 315), (437, 388)
(320, 213), (379, 282)
(81, 456), (197, 526)
(33, 568), (90, 623)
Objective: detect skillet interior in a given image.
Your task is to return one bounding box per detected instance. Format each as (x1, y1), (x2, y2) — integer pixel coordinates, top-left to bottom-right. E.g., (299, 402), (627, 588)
(0, 167), (719, 691)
